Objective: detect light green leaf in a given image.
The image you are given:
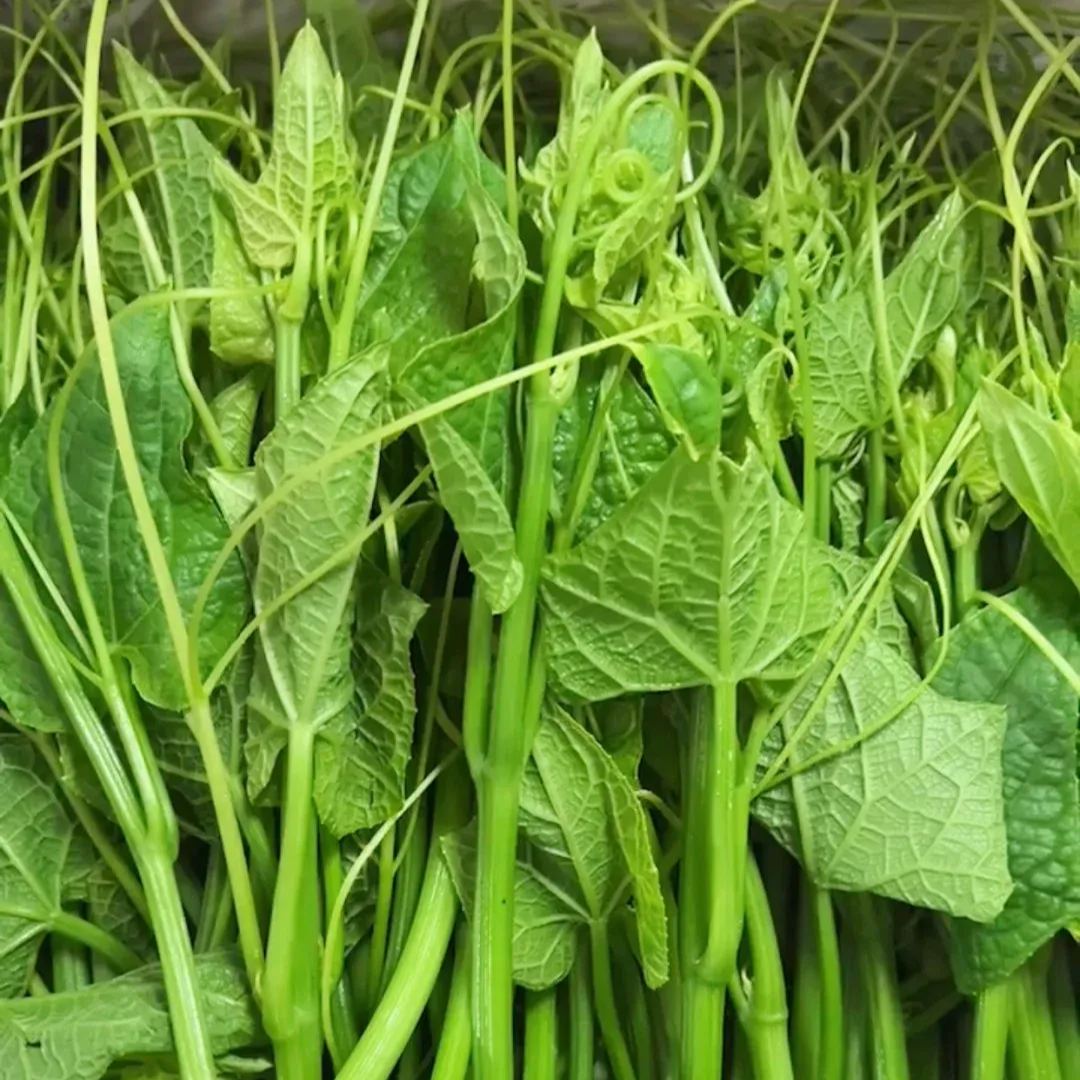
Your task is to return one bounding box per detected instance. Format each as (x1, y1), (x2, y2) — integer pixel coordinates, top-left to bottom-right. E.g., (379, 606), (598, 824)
(206, 468), (257, 533)
(933, 576), (1080, 990)
(542, 447), (833, 701)
(216, 24), (352, 270)
(521, 702), (668, 987)
(0, 951), (259, 1079)
(313, 564), (427, 835)
(746, 348), (795, 462)
(520, 31), (608, 229)
(2, 305), (247, 711)
(754, 634), (1012, 922)
(821, 546), (915, 666)
(112, 45), (215, 302)
(209, 203), (275, 365)
(0, 736), (73, 997)
(209, 374), (262, 467)
(633, 343), (721, 460)
(801, 290), (882, 460)
(977, 380), (1080, 591)
(246, 352), (384, 801)
(884, 190), (968, 379)
(441, 822), (579, 990)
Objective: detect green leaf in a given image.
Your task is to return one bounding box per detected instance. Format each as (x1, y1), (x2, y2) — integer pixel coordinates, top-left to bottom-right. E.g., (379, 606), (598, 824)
(801, 290), (882, 460)
(0, 735), (74, 996)
(633, 343), (721, 460)
(112, 45), (215, 302)
(883, 191), (968, 379)
(933, 578), (1080, 990)
(194, 374), (263, 473)
(746, 348), (794, 463)
(353, 122), (502, 360)
(0, 593), (65, 733)
(246, 352), (384, 802)
(0, 951), (259, 1079)
(821, 546), (915, 666)
(551, 365), (675, 543)
(520, 32), (608, 229)
(726, 271), (785, 382)
(216, 24), (351, 270)
(209, 203), (275, 365)
(313, 564), (427, 835)
(542, 447), (833, 701)
(587, 697), (644, 783)
(977, 380), (1080, 591)
(393, 119), (526, 613)
(209, 374), (262, 467)
(2, 305), (247, 711)
(441, 822), (579, 990)
(63, 836), (154, 960)
(754, 634), (1012, 922)
(521, 702), (668, 987)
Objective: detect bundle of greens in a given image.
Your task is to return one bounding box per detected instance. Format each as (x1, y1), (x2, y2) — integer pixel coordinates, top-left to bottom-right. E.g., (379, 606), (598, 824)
(0, 0), (1077, 1077)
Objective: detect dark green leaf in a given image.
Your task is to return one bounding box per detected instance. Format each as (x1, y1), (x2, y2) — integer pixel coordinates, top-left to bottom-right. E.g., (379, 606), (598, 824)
(934, 577), (1080, 990)
(2, 305), (247, 711)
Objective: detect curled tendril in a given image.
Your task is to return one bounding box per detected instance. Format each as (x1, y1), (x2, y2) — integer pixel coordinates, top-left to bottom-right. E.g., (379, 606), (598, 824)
(598, 148), (654, 205)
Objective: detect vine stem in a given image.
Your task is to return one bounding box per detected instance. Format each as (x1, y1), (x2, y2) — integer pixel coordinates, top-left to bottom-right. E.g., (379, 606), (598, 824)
(78, 6), (217, 1074)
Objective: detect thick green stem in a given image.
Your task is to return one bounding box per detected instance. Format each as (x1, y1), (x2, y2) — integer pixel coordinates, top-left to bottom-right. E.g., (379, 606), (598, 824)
(910, 1028), (941, 1080)
(138, 845), (218, 1080)
(741, 856), (794, 1080)
(619, 944), (655, 1079)
(591, 920), (635, 1080)
(815, 460), (833, 542)
(847, 895), (909, 1080)
(50, 931), (89, 992)
(811, 886), (844, 1080)
(472, 395), (560, 1080)
(382, 801), (429, 989)
(569, 946), (595, 1080)
(702, 677), (747, 981)
(337, 765), (467, 1080)
(364, 831), (397, 1015)
(1008, 950), (1062, 1080)
(524, 988), (558, 1080)
(953, 535), (979, 618)
(970, 981), (1009, 1080)
(275, 316), (302, 423)
(263, 725), (321, 1080)
(679, 690), (727, 1080)
(188, 695), (265, 991)
(431, 935), (471, 1080)
(792, 884), (822, 1078)
(1050, 937), (1080, 1080)
(866, 427), (887, 540)
(320, 827), (358, 1070)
